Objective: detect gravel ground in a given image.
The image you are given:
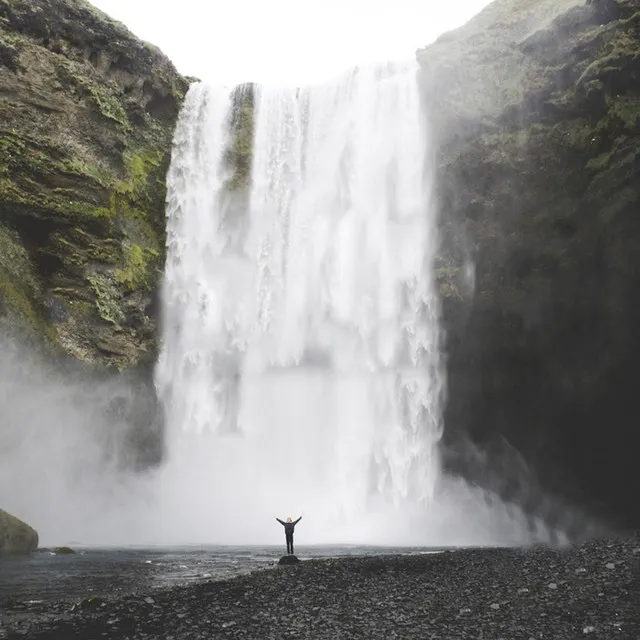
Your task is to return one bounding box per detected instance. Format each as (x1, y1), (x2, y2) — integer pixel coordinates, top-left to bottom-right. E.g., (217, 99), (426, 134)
(1, 532), (637, 639)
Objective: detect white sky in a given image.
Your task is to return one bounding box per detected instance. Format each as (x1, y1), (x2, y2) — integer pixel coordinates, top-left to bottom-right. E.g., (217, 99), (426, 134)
(89, 0), (492, 85)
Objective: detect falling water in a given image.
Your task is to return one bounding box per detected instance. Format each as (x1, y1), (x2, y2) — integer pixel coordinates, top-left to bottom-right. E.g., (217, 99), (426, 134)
(155, 63), (557, 547)
(0, 69), (581, 549)
(155, 63), (443, 544)
(246, 64), (443, 510)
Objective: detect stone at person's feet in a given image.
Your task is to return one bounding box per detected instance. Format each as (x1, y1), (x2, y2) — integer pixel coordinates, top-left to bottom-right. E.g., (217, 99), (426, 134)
(278, 555), (300, 565)
(0, 509), (39, 555)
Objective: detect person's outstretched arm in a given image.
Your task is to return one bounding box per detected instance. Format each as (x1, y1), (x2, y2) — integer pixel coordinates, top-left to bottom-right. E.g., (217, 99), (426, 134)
(276, 518), (285, 525)
(294, 516), (302, 525)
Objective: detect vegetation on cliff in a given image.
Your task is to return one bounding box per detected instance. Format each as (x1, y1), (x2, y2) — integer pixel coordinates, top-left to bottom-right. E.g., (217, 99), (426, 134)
(225, 83), (255, 192)
(420, 0), (640, 526)
(0, 0), (189, 368)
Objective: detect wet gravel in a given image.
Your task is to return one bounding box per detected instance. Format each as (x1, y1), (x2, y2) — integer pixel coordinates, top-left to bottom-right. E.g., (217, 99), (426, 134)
(1, 532), (637, 639)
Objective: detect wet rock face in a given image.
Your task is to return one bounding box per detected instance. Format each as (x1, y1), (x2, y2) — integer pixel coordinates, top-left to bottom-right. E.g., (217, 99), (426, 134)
(420, 0), (640, 528)
(0, 509), (39, 555)
(0, 0), (189, 368)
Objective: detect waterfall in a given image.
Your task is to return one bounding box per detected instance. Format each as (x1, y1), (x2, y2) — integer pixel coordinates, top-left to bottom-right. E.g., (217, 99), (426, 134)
(155, 62), (445, 545)
(0, 65), (561, 548)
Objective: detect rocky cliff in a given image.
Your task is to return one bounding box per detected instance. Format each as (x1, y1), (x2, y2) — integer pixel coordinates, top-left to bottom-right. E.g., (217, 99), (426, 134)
(419, 0), (640, 527)
(0, 0), (188, 369)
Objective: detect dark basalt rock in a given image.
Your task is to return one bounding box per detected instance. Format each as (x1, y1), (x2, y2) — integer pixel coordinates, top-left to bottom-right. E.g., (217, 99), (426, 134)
(419, 0), (640, 528)
(278, 555), (300, 565)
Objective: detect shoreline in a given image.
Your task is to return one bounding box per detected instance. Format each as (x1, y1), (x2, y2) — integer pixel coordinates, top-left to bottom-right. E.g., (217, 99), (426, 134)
(0, 543), (453, 606)
(1, 532), (638, 639)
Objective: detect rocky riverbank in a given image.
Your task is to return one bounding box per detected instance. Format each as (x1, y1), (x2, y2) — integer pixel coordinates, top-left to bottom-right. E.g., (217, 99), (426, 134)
(1, 532), (637, 639)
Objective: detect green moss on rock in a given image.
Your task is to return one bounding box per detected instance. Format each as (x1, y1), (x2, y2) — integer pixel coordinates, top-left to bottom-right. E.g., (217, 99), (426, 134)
(87, 272), (125, 326)
(54, 58), (130, 129)
(225, 83), (255, 192)
(116, 241), (159, 292)
(0, 0), (187, 368)
(0, 225), (54, 340)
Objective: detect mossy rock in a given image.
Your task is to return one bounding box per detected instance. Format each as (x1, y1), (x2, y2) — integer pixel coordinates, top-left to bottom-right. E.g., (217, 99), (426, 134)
(225, 83), (255, 192)
(0, 0), (188, 368)
(0, 509), (39, 555)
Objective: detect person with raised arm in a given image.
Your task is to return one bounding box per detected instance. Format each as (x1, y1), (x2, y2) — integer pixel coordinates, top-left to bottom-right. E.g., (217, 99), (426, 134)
(276, 516), (302, 555)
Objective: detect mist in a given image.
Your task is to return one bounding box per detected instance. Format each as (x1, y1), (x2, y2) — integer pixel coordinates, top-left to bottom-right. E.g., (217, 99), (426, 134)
(0, 332), (577, 547)
(0, 66), (594, 551)
(0, 335), (158, 546)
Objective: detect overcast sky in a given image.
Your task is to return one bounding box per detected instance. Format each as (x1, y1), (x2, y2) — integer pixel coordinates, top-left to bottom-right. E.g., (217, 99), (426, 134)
(89, 0), (492, 85)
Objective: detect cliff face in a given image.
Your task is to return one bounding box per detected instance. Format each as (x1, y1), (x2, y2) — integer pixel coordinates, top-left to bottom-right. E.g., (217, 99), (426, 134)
(0, 0), (188, 369)
(420, 0), (640, 527)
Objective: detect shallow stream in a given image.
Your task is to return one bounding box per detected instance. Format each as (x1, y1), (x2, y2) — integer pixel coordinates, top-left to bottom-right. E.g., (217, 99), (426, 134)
(0, 545), (444, 604)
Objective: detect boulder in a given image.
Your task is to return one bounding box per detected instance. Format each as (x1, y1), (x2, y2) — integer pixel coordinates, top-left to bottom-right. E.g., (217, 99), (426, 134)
(54, 546), (76, 554)
(278, 555), (300, 565)
(0, 509), (39, 555)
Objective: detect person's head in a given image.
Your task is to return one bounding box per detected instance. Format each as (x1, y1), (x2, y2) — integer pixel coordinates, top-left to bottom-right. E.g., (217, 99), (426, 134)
(286, 517), (292, 523)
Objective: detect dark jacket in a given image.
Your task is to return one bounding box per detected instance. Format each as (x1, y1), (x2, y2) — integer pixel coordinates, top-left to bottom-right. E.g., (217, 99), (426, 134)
(277, 517), (301, 536)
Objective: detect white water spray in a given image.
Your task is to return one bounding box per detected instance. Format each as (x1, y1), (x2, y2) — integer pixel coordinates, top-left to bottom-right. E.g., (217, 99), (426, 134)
(153, 63), (565, 547)
(155, 63), (444, 544)
(0, 68), (570, 548)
